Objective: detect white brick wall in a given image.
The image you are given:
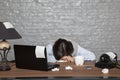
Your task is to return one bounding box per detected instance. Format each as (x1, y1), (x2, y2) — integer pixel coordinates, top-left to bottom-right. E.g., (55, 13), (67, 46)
(0, 0), (120, 60)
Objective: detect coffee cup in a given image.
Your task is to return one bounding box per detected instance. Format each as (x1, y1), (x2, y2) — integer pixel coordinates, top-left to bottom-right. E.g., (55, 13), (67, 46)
(75, 56), (84, 66)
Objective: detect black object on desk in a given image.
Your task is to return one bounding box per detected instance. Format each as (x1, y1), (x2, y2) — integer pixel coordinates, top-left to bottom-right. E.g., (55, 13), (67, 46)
(14, 45), (60, 71)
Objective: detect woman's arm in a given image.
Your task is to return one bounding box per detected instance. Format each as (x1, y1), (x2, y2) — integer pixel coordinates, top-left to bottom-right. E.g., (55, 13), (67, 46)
(46, 44), (56, 62)
(76, 45), (96, 61)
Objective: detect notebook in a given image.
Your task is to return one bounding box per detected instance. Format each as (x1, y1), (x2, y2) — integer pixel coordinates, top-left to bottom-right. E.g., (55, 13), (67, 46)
(13, 44), (60, 71)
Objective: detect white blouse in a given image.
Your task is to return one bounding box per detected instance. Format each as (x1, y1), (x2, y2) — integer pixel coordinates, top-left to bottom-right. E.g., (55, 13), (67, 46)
(46, 43), (96, 62)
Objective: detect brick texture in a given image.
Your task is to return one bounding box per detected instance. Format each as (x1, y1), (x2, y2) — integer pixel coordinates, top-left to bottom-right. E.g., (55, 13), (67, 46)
(0, 0), (120, 60)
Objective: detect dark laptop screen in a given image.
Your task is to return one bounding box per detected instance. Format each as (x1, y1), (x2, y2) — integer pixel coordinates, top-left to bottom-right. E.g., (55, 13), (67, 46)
(14, 45), (48, 71)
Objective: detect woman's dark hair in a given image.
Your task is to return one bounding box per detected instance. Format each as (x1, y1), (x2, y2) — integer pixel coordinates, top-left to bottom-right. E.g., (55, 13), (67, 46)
(53, 38), (74, 60)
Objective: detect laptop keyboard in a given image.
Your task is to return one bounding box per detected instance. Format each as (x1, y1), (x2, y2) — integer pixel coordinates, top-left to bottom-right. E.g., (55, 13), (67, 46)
(48, 63), (60, 69)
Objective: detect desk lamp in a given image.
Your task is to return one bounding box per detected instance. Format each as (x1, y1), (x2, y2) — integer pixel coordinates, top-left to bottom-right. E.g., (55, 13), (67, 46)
(0, 22), (22, 71)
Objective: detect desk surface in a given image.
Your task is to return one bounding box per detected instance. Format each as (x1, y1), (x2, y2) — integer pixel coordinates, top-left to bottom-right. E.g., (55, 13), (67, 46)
(0, 62), (120, 78)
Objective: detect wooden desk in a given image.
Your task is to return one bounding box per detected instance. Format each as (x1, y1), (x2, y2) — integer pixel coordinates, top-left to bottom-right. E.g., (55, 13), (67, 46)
(0, 62), (120, 78)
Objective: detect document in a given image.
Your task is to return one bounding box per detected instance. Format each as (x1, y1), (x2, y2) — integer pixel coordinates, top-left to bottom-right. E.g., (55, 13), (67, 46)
(35, 46), (45, 58)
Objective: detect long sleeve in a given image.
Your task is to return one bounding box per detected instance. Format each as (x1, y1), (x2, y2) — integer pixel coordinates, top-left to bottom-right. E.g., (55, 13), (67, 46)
(46, 44), (56, 62)
(76, 45), (96, 61)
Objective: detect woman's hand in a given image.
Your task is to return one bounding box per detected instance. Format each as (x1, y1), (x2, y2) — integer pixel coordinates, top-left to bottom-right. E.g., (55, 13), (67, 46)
(61, 56), (74, 62)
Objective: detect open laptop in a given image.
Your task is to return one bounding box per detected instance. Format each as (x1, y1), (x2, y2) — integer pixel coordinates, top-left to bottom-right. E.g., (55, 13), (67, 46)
(14, 44), (60, 71)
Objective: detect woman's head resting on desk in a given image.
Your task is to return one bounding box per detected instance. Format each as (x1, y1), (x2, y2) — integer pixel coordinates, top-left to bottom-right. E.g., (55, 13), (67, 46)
(53, 38), (75, 62)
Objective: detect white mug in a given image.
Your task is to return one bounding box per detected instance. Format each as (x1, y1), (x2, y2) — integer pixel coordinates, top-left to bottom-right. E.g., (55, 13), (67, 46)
(75, 56), (84, 66)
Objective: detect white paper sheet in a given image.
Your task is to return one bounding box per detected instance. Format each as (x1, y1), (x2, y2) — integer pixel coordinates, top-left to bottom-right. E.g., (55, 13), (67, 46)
(105, 52), (116, 60)
(35, 46), (45, 58)
(3, 22), (14, 29)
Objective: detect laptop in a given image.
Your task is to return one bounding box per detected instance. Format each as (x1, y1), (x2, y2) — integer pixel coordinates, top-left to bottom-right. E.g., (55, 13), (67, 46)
(14, 44), (60, 71)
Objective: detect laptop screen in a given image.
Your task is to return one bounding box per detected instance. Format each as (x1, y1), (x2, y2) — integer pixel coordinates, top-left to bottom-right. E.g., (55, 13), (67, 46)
(14, 45), (50, 71)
